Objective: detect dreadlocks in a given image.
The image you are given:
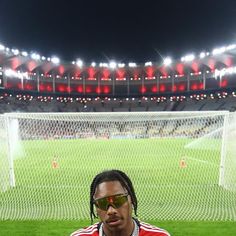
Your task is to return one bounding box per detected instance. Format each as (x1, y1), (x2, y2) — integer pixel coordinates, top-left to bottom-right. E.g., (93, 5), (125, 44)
(90, 169), (138, 223)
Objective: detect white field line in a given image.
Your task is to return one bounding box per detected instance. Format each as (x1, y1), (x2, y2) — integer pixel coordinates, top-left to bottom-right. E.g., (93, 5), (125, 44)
(184, 156), (218, 167)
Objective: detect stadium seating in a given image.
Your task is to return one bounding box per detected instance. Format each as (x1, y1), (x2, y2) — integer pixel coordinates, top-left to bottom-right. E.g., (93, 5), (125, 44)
(0, 92), (236, 113)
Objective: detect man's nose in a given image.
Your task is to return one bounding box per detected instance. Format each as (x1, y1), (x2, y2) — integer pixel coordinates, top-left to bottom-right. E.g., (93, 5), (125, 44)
(107, 205), (117, 215)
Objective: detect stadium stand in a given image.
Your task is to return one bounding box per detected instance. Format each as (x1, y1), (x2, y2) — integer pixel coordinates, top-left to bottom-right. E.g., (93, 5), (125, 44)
(0, 41), (236, 114)
(0, 91), (236, 113)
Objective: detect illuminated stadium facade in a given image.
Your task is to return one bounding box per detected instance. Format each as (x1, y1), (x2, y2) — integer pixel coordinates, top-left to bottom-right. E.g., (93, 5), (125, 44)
(1, 43), (236, 114)
(1, 42), (236, 98)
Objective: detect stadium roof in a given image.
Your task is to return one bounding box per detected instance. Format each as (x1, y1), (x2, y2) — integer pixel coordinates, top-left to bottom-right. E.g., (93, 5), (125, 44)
(1, 42), (236, 76)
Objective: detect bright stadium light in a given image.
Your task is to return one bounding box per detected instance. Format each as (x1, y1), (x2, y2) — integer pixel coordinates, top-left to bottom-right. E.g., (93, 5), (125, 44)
(226, 44), (236, 51)
(91, 62), (96, 67)
(51, 57), (60, 64)
(4, 68), (29, 79)
(47, 57), (51, 61)
(12, 49), (19, 55)
(212, 46), (226, 55)
(109, 61), (117, 69)
(76, 59), (83, 67)
(21, 51), (28, 57)
(99, 63), (108, 67)
(31, 53), (40, 60)
(145, 61), (152, 66)
(0, 44), (5, 51)
(5, 69), (14, 77)
(163, 57), (172, 66)
(215, 66), (236, 78)
(181, 54), (195, 62)
(199, 52), (206, 59)
(128, 62), (137, 67)
(41, 56), (46, 60)
(118, 63), (125, 68)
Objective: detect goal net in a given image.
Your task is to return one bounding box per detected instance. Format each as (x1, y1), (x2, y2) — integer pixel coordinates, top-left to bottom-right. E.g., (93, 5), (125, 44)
(0, 111), (235, 221)
(0, 115), (11, 193)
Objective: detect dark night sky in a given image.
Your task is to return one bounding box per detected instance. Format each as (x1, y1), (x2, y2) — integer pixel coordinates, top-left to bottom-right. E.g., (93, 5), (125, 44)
(1, 0), (236, 63)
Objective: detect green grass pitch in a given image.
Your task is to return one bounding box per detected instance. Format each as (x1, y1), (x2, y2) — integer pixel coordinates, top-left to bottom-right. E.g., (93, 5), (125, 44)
(0, 138), (236, 235)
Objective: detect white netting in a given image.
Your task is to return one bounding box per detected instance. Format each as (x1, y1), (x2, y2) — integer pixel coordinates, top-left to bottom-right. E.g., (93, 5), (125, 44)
(222, 113), (236, 192)
(0, 115), (10, 193)
(0, 111), (235, 221)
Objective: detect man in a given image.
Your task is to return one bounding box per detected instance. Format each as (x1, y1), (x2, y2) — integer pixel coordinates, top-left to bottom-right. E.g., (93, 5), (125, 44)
(70, 169), (170, 236)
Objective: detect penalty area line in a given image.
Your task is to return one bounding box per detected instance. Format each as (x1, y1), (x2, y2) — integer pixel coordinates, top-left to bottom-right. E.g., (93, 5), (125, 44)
(184, 156), (218, 167)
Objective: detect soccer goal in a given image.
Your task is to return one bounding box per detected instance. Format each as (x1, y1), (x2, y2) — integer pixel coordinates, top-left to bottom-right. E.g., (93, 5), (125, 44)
(0, 114), (11, 193)
(0, 111), (235, 221)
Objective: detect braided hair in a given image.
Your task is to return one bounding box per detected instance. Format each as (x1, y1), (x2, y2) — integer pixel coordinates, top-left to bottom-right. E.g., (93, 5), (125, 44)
(90, 169), (138, 223)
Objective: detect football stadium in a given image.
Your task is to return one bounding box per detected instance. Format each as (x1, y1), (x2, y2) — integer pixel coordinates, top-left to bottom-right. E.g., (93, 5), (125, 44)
(0, 38), (236, 236)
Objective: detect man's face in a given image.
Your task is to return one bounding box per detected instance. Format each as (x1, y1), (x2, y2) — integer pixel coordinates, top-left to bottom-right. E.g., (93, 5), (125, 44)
(94, 181), (133, 233)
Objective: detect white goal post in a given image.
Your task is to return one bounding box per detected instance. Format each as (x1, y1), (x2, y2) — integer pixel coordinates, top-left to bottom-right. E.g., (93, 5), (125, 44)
(0, 115), (11, 192)
(0, 111), (235, 221)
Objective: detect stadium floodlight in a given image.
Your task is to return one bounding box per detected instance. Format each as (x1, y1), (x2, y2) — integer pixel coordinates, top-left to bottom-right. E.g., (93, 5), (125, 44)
(76, 59), (83, 67)
(118, 63), (125, 68)
(215, 68), (224, 78)
(181, 54), (195, 62)
(31, 53), (40, 60)
(163, 57), (172, 66)
(91, 62), (96, 67)
(226, 44), (236, 51)
(99, 63), (108, 67)
(0, 44), (5, 51)
(12, 49), (19, 55)
(5, 69), (14, 77)
(51, 57), (60, 64)
(109, 61), (117, 69)
(4, 68), (29, 79)
(212, 46), (226, 55)
(199, 52), (206, 59)
(128, 62), (137, 67)
(41, 56), (46, 60)
(145, 61), (152, 66)
(215, 66), (236, 78)
(47, 57), (51, 61)
(21, 51), (28, 57)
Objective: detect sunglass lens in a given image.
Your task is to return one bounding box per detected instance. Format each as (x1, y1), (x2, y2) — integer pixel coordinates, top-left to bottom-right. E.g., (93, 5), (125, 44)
(95, 194), (128, 211)
(96, 198), (108, 210)
(113, 195), (127, 208)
